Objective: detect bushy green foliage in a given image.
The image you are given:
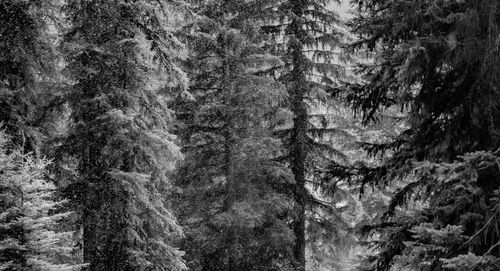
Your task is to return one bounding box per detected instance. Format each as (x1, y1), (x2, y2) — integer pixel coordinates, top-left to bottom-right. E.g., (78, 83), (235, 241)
(0, 130), (83, 271)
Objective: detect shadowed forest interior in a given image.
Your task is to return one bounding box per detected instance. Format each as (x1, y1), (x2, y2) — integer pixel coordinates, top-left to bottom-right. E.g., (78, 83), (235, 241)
(1, 0), (500, 270)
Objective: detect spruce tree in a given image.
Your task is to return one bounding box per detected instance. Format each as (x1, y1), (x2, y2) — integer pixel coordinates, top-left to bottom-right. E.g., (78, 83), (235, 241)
(172, 1), (296, 270)
(60, 1), (188, 270)
(338, 0), (500, 270)
(0, 129), (82, 271)
(257, 1), (349, 269)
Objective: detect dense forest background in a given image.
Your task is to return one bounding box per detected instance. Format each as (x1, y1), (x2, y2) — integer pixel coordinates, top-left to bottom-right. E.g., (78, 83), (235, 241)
(1, 0), (499, 270)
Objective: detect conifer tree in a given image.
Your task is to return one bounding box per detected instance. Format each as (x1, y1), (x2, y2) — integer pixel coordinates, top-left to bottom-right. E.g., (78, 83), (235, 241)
(257, 1), (349, 269)
(0, 0), (58, 152)
(60, 1), (189, 270)
(337, 0), (500, 270)
(172, 1), (296, 270)
(0, 129), (82, 271)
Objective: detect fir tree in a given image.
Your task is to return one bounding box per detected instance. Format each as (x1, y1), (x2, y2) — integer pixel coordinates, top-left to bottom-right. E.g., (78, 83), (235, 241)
(257, 1), (349, 269)
(337, 0), (500, 270)
(172, 1), (296, 270)
(0, 129), (82, 271)
(60, 1), (189, 270)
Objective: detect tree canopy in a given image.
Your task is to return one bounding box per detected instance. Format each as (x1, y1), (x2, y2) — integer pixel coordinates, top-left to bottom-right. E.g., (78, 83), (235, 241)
(2, 1), (498, 270)
(333, 0), (500, 270)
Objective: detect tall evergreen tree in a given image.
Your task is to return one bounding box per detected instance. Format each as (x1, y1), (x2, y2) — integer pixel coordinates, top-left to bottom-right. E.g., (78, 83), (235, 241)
(172, 1), (296, 270)
(0, 0), (58, 152)
(60, 1), (189, 270)
(0, 129), (82, 271)
(336, 0), (500, 270)
(258, 1), (349, 269)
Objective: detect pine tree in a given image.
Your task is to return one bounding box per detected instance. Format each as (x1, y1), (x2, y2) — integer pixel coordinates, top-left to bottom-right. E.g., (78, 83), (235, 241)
(60, 1), (189, 270)
(0, 129), (82, 271)
(172, 1), (296, 270)
(257, 1), (349, 269)
(338, 0), (500, 270)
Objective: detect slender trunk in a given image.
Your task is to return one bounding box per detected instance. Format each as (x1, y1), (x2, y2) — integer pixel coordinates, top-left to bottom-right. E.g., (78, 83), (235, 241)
(290, 1), (308, 270)
(290, 73), (308, 271)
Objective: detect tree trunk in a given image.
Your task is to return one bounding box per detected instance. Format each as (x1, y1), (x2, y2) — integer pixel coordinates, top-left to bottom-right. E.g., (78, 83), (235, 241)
(289, 1), (308, 269)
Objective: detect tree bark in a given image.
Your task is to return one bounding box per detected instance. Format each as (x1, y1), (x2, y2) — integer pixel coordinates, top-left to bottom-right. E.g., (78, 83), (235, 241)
(289, 1), (308, 269)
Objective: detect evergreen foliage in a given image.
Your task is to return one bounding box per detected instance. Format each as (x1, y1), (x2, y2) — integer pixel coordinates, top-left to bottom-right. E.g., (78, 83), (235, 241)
(5, 0), (498, 270)
(60, 0), (189, 270)
(0, 129), (82, 271)
(0, 0), (59, 152)
(257, 1), (350, 269)
(172, 1), (296, 270)
(336, 0), (500, 270)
